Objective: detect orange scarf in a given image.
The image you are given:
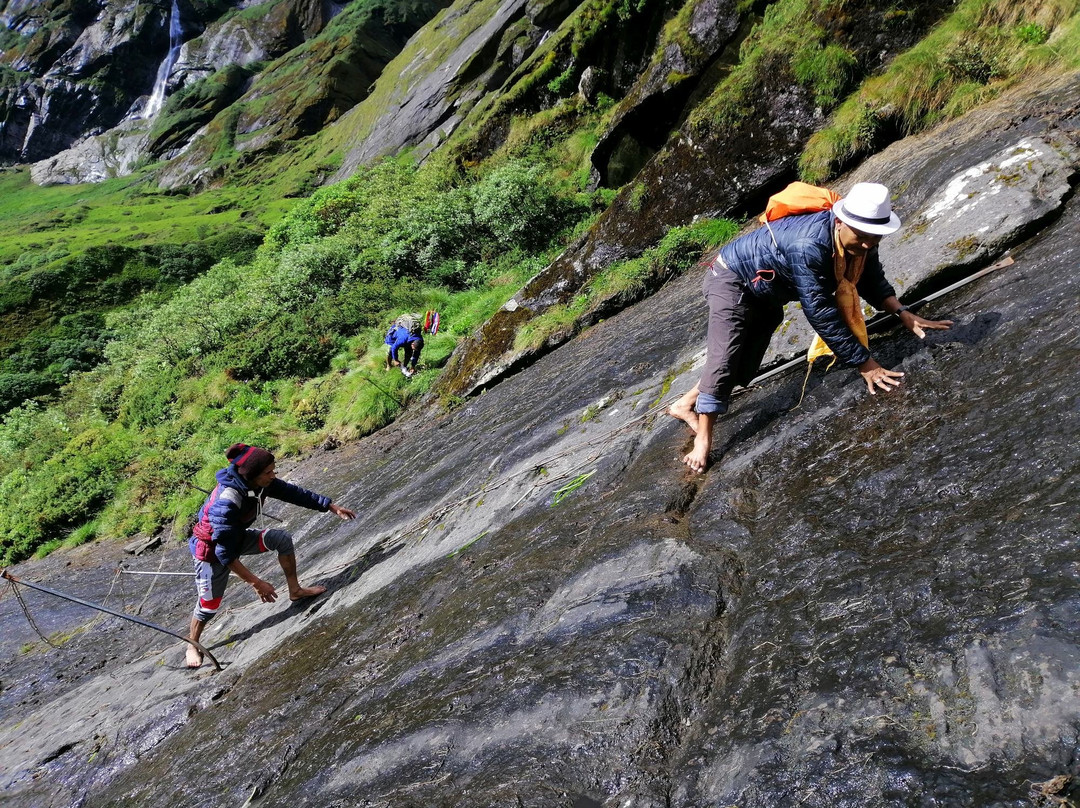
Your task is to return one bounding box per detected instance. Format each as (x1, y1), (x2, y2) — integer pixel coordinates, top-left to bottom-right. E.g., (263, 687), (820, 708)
(806, 226), (868, 366)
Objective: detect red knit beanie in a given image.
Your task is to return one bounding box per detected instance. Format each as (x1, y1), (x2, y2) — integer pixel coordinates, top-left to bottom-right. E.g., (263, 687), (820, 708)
(225, 443), (275, 480)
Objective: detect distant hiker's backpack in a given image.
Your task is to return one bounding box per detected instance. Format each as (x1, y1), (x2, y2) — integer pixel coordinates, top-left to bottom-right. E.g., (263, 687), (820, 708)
(759, 181), (841, 223)
(395, 313), (423, 336)
(424, 309), (440, 336)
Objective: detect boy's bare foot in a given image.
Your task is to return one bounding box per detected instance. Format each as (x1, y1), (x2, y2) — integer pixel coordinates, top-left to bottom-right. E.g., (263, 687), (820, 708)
(667, 399), (699, 434)
(289, 584), (327, 602)
(186, 643), (204, 668)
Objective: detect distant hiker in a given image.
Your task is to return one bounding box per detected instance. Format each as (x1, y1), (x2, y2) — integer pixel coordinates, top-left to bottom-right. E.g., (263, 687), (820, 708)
(385, 312), (425, 377)
(185, 443), (356, 668)
(669, 182), (953, 474)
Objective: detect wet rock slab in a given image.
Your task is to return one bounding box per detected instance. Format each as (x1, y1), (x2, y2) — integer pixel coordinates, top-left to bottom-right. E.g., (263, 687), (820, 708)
(667, 190), (1080, 807)
(2, 79), (1079, 808)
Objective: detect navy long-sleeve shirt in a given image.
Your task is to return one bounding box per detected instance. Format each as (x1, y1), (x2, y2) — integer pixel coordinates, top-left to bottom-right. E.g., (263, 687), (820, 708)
(718, 209), (895, 367)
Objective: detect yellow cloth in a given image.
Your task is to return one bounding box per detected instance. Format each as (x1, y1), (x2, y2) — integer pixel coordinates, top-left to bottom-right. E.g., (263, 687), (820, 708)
(807, 226), (869, 366)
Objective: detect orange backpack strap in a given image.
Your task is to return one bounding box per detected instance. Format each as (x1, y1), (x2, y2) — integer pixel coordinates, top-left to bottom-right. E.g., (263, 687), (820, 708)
(759, 182), (842, 223)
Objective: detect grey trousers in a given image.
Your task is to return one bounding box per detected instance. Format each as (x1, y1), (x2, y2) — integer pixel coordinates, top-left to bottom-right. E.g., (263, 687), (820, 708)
(697, 262), (784, 413)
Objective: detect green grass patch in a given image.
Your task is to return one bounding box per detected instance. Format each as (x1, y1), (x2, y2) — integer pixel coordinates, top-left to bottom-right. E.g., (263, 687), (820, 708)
(689, 0), (846, 134)
(0, 136), (595, 563)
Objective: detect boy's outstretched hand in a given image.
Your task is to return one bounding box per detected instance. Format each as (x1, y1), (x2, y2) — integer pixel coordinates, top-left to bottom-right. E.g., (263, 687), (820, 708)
(329, 503), (357, 519)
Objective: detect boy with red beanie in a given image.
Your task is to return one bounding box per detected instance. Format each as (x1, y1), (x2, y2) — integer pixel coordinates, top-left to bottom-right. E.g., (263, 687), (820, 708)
(185, 443), (356, 668)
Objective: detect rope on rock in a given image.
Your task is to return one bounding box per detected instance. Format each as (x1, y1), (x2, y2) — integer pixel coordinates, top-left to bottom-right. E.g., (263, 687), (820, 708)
(7, 575), (60, 648)
(0, 569), (222, 671)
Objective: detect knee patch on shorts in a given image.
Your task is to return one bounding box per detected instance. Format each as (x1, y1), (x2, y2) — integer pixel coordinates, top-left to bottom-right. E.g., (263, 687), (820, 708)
(193, 597), (221, 623)
(260, 528), (294, 555)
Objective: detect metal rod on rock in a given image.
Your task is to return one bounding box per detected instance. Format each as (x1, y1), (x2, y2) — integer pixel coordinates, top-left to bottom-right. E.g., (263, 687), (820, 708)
(359, 373), (404, 407)
(120, 570), (192, 576)
(0, 569), (222, 672)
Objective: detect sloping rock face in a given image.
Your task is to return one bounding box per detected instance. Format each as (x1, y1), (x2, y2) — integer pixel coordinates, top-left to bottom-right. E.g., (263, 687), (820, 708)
(329, 0), (569, 181)
(156, 0), (452, 189)
(1, 85), (1078, 806)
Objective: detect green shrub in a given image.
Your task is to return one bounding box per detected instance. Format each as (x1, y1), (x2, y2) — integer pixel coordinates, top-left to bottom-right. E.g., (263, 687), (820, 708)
(1014, 22), (1050, 45)
(292, 377), (337, 430)
(152, 242), (218, 284)
(0, 425), (134, 564)
(943, 40), (1004, 84)
(219, 311), (343, 381)
(0, 372), (51, 411)
(655, 219), (740, 273)
(473, 160), (571, 253)
(118, 365), (183, 430)
(792, 43), (858, 108)
(547, 65), (577, 95)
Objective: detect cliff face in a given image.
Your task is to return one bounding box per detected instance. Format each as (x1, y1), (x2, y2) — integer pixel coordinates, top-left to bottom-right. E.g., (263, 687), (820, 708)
(0, 0), (168, 163)
(0, 74), (1078, 807)
(3, 0), (451, 184)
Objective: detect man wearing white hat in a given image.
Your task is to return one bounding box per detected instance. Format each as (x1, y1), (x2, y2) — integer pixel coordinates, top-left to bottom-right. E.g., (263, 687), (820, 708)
(670, 181), (953, 474)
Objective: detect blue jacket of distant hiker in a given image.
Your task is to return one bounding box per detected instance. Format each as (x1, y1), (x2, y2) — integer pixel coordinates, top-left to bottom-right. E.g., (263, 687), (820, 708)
(189, 464), (330, 566)
(385, 325), (413, 353)
(719, 209), (896, 368)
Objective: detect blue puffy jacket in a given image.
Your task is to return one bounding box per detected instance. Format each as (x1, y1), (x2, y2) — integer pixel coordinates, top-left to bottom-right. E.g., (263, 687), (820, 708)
(384, 325), (411, 352)
(189, 464), (330, 565)
(718, 210), (895, 367)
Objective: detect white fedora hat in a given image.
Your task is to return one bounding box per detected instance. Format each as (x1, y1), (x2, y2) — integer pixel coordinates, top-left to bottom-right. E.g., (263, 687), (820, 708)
(834, 182), (901, 235)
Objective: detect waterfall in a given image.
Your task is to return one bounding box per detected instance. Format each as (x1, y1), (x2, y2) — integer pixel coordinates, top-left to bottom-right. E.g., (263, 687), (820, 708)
(144, 0), (182, 118)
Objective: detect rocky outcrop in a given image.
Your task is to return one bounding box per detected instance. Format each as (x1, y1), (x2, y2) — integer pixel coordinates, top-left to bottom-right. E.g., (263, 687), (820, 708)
(2, 80), (1079, 806)
(329, 0), (558, 180)
(590, 0), (741, 189)
(29, 117), (150, 185)
(156, 0), (453, 189)
(10, 0), (447, 186)
(17, 0), (355, 184)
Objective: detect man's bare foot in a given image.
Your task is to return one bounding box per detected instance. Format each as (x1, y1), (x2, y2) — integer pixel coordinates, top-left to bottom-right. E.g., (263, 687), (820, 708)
(186, 643), (204, 668)
(289, 584), (327, 602)
(667, 399), (699, 434)
(682, 434), (711, 474)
